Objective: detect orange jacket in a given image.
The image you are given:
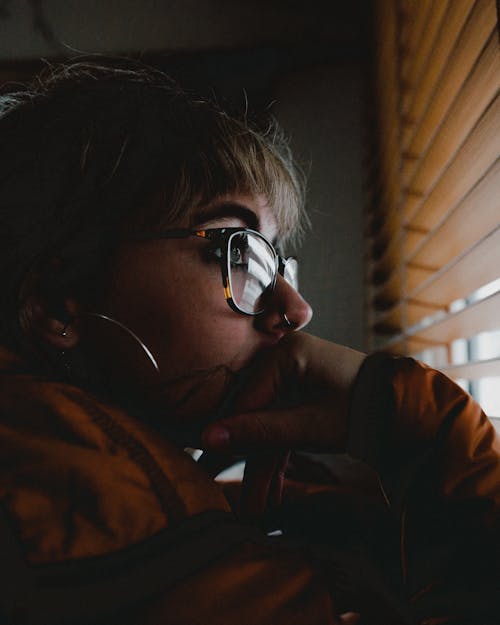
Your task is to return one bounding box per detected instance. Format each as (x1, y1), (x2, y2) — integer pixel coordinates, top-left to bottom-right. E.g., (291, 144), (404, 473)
(0, 347), (498, 625)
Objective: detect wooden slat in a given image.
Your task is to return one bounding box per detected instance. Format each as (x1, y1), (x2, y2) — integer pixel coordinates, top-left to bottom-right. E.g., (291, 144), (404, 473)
(407, 290), (500, 345)
(407, 158), (500, 264)
(406, 263), (436, 293)
(374, 333), (407, 353)
(403, 226), (427, 258)
(372, 12), (403, 235)
(404, 0), (496, 184)
(369, 209), (404, 274)
(373, 124), (403, 216)
(374, 296), (409, 333)
(374, 0), (402, 218)
(441, 357), (500, 379)
(367, 0), (500, 355)
(377, 334), (429, 355)
(406, 299), (447, 326)
(372, 333), (401, 352)
(399, 0), (419, 47)
(372, 268), (402, 310)
(371, 241), (402, 285)
(400, 0), (433, 79)
(401, 0), (449, 87)
(373, 240), (446, 307)
(403, 0), (476, 147)
(404, 32), (499, 194)
(372, 298), (445, 334)
(410, 226), (500, 305)
(401, 0), (451, 116)
(373, 305), (403, 334)
(403, 190), (424, 221)
(406, 94), (500, 229)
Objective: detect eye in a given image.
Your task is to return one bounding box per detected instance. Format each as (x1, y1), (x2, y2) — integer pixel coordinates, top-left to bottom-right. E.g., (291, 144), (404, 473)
(230, 246), (242, 264)
(229, 235), (249, 267)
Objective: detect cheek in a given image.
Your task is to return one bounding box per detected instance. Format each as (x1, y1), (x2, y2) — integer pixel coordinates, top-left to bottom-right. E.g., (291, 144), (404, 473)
(154, 305), (251, 376)
(107, 251), (251, 376)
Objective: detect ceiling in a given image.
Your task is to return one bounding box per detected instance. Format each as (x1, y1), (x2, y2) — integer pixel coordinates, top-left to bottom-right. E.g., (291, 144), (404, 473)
(0, 0), (371, 59)
(0, 1), (372, 111)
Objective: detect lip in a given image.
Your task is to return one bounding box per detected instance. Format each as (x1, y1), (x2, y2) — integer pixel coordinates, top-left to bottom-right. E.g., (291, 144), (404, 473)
(230, 334), (283, 374)
(258, 332), (285, 348)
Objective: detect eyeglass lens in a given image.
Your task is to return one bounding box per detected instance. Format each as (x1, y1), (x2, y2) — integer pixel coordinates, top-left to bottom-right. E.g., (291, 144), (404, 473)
(227, 231), (297, 314)
(282, 258), (298, 291)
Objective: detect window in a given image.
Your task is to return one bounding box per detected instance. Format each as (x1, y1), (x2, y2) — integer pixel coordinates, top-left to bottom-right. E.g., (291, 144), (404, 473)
(366, 0), (500, 427)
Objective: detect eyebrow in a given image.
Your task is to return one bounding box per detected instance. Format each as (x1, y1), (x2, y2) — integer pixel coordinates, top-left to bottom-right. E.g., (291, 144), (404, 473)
(191, 202), (260, 231)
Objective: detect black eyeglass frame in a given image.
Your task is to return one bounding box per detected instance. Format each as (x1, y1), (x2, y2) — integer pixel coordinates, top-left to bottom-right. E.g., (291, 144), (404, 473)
(128, 227), (298, 316)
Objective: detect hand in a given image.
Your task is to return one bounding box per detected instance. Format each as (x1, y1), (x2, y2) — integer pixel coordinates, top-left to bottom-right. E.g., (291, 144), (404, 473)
(201, 333), (366, 515)
(202, 332), (366, 453)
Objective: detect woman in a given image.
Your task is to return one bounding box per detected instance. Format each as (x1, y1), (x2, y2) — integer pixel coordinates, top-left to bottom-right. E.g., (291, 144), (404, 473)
(0, 60), (498, 625)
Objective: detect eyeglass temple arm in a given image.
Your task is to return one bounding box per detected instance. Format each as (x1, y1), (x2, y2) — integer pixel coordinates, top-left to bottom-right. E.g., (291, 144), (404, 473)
(126, 229), (225, 241)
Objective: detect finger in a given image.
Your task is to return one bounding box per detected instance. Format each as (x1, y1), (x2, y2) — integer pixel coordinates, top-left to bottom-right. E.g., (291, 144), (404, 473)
(234, 333), (366, 416)
(201, 403), (345, 454)
(268, 449), (290, 508)
(241, 453), (280, 518)
(338, 612), (361, 625)
(241, 450), (289, 518)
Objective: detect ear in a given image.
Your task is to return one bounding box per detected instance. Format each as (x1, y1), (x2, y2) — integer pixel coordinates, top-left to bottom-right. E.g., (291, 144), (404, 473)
(23, 296), (81, 350)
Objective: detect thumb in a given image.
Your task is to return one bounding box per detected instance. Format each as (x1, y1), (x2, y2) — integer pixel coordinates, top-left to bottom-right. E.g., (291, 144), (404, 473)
(240, 450), (290, 518)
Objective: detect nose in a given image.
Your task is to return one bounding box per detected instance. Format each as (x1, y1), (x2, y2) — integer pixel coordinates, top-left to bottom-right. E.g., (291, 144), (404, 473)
(255, 275), (313, 337)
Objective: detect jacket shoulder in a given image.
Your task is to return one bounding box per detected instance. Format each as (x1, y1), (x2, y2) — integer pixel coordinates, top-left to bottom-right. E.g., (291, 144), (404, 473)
(0, 370), (228, 564)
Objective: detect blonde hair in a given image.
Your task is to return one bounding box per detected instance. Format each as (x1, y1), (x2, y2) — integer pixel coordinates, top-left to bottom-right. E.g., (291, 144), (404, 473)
(157, 106), (307, 245)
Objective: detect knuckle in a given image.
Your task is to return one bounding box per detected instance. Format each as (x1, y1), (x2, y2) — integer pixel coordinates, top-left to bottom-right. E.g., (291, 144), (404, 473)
(252, 413), (273, 443)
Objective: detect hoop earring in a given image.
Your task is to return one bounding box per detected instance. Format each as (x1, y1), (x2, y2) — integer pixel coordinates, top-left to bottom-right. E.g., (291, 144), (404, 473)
(78, 312), (160, 374)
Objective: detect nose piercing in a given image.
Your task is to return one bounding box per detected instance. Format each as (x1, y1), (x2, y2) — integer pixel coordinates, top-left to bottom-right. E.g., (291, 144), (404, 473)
(282, 313), (295, 329)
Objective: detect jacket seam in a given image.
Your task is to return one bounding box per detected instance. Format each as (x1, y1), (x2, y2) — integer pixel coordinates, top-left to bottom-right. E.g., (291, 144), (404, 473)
(63, 388), (186, 522)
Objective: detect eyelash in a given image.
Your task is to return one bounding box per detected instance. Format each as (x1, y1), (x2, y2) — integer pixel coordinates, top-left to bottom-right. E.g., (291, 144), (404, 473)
(203, 243), (250, 270)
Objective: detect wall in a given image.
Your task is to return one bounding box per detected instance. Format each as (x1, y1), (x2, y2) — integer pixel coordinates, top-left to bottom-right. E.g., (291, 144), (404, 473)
(273, 65), (366, 350)
(0, 1), (362, 60)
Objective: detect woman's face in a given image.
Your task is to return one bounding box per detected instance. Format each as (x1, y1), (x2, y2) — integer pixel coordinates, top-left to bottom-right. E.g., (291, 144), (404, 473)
(83, 192), (312, 428)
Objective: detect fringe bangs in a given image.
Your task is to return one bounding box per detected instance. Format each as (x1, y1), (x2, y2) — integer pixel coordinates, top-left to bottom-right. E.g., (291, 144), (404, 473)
(166, 112), (307, 247)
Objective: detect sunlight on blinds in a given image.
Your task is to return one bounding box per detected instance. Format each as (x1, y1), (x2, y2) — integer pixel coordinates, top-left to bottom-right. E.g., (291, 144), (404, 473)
(366, 0), (500, 419)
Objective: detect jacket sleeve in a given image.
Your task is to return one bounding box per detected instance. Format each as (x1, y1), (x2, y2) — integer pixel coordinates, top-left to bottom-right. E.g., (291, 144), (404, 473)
(347, 352), (500, 624)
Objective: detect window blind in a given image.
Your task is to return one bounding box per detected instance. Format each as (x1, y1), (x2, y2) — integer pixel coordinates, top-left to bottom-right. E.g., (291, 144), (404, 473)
(366, 0), (500, 417)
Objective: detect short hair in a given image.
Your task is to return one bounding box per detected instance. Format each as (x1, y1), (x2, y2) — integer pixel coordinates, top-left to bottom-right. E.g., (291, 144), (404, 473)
(0, 58), (306, 349)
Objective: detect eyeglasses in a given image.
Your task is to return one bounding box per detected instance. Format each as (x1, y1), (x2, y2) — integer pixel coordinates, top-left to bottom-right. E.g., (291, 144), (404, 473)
(129, 227), (298, 316)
